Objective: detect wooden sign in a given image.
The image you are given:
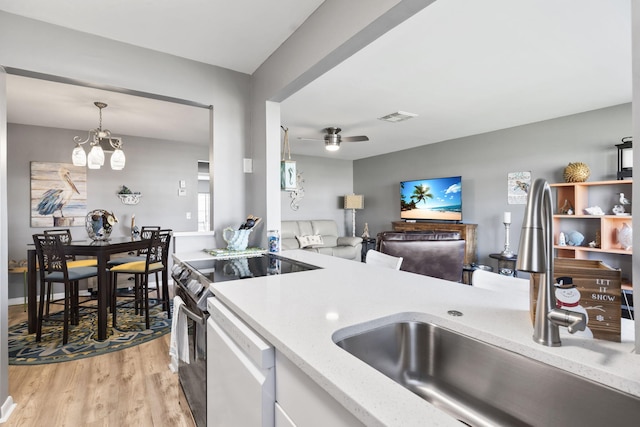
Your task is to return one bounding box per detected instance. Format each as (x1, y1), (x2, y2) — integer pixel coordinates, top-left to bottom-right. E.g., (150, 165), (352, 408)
(530, 258), (621, 342)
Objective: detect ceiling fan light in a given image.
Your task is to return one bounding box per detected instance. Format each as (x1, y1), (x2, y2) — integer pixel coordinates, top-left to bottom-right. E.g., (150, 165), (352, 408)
(325, 141), (340, 151)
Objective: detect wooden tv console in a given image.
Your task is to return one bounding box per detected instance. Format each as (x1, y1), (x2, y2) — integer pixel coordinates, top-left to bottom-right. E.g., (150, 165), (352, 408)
(391, 221), (478, 265)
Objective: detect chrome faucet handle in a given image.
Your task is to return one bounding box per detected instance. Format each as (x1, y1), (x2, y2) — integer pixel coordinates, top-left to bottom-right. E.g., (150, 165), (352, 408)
(547, 309), (587, 334)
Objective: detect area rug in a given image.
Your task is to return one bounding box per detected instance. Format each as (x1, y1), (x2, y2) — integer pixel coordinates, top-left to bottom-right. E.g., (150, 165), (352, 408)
(8, 302), (172, 365)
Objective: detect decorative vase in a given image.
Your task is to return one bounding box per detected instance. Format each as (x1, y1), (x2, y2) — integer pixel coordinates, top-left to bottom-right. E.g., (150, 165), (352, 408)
(618, 222), (632, 251)
(85, 209), (118, 241)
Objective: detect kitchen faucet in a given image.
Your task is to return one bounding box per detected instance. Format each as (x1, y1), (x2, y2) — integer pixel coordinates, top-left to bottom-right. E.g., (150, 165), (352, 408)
(516, 178), (586, 346)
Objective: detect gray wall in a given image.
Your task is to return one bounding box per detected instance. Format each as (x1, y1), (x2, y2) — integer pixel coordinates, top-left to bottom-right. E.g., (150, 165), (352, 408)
(280, 154), (354, 236)
(6, 123), (208, 300)
(0, 11), (251, 245)
(355, 103), (632, 275)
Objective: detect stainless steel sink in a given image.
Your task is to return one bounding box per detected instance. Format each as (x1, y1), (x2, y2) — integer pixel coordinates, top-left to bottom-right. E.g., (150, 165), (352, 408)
(334, 321), (640, 426)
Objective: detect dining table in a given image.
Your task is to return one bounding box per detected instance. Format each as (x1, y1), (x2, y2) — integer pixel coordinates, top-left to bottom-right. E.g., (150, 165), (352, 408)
(27, 236), (152, 341)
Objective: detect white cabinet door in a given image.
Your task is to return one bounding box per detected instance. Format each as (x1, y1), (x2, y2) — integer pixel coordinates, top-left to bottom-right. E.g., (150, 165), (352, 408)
(275, 350), (363, 427)
(207, 298), (275, 427)
(275, 403), (297, 427)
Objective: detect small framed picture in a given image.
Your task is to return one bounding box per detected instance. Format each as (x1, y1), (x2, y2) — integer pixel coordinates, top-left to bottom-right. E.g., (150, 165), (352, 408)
(281, 160), (297, 191)
(507, 171), (531, 204)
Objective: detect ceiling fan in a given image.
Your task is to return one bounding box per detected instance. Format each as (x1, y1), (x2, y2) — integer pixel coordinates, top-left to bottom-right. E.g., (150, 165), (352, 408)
(298, 127), (369, 151)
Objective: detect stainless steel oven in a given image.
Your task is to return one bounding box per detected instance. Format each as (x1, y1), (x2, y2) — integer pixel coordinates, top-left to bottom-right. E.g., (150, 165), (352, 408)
(171, 253), (319, 427)
(171, 257), (213, 427)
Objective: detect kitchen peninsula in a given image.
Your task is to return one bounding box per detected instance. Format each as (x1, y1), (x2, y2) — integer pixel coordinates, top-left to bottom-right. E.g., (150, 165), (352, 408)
(176, 250), (639, 426)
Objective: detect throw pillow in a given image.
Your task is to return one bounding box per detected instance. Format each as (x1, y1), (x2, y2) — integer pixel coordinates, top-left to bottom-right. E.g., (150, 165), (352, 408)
(295, 234), (324, 248)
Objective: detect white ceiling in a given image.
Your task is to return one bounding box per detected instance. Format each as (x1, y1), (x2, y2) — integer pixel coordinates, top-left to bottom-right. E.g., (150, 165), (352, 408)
(1, 0), (632, 158)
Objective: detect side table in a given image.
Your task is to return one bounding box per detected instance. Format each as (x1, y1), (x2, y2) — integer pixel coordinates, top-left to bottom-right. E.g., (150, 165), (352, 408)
(489, 253), (518, 276)
(361, 238), (377, 262)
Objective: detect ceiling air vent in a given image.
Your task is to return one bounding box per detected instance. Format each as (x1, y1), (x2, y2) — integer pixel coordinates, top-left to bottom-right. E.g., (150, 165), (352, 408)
(378, 111), (418, 123)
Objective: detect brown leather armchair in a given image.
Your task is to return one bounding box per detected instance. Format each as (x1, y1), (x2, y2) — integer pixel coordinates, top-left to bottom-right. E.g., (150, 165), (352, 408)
(376, 230), (466, 282)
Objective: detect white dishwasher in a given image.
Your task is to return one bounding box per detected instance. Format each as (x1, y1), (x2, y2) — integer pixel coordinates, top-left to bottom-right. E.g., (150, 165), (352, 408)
(207, 297), (275, 427)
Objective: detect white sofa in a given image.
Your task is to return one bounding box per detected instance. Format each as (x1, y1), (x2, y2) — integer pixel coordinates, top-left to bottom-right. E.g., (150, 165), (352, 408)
(281, 220), (362, 261)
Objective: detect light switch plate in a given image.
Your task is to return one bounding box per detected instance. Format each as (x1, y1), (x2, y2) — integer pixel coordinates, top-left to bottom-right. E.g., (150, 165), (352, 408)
(243, 158), (253, 173)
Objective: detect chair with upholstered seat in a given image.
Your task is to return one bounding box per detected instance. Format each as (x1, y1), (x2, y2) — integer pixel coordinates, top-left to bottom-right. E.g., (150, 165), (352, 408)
(44, 229), (98, 268)
(110, 229), (172, 329)
(107, 226), (161, 267)
(43, 229), (97, 315)
(107, 226), (161, 298)
(365, 249), (403, 270)
(33, 233), (99, 344)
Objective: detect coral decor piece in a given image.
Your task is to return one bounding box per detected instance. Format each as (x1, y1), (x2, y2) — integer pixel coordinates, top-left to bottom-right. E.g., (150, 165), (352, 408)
(618, 223), (632, 251)
(563, 162), (590, 183)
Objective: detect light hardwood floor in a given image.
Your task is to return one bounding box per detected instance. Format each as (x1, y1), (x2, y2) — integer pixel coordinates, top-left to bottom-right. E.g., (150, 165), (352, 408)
(6, 304), (196, 427)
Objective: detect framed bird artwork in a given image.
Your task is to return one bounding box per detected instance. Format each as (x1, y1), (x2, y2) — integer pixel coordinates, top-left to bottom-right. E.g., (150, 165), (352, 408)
(30, 162), (87, 227)
(507, 171), (531, 205)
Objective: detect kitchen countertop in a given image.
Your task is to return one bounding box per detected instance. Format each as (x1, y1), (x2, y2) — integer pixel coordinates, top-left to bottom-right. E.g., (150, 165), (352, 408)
(176, 250), (639, 426)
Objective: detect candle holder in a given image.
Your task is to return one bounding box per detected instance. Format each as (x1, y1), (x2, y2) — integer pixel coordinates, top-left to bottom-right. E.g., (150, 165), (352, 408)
(501, 221), (514, 257)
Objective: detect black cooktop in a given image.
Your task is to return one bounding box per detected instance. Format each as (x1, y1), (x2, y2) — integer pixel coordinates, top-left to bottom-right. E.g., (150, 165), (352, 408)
(185, 253), (320, 283)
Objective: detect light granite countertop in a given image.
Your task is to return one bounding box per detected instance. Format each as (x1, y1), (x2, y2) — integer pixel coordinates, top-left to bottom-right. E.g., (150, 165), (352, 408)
(176, 250), (639, 426)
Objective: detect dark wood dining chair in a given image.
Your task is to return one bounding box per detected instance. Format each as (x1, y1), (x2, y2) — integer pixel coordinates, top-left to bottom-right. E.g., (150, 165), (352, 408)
(110, 229), (172, 329)
(107, 226), (161, 267)
(33, 233), (99, 344)
(43, 229), (98, 314)
(106, 226), (162, 307)
(43, 229), (98, 267)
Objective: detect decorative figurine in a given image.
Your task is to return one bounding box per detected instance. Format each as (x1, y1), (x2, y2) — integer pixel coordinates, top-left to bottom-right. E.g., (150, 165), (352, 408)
(618, 223), (632, 251)
(131, 213), (140, 238)
(612, 204), (626, 215)
(619, 192), (631, 205)
(560, 199), (574, 215)
(566, 230), (585, 246)
(362, 222), (370, 239)
(558, 232), (567, 246)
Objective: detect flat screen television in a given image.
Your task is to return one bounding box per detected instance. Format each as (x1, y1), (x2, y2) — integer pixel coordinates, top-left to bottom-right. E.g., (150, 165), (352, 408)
(400, 176), (462, 221)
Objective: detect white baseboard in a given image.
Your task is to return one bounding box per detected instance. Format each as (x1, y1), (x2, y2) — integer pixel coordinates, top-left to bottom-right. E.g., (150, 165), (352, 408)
(0, 395), (17, 423)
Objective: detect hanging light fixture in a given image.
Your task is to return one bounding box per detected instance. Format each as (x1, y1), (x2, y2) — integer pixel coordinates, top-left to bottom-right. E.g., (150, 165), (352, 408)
(72, 101), (125, 170)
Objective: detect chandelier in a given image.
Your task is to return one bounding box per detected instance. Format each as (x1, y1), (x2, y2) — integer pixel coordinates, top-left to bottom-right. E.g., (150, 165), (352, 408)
(72, 101), (126, 170)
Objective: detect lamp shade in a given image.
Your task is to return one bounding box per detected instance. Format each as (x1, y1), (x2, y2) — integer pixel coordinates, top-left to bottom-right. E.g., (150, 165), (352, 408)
(110, 148), (126, 170)
(72, 144), (87, 166)
(344, 194), (364, 210)
(87, 145), (105, 169)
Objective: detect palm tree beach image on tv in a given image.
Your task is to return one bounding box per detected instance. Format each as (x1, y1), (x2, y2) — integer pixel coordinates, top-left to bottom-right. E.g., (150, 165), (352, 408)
(400, 176), (462, 221)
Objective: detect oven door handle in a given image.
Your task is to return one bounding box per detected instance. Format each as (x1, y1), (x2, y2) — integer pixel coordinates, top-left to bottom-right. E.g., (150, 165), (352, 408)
(180, 304), (206, 325)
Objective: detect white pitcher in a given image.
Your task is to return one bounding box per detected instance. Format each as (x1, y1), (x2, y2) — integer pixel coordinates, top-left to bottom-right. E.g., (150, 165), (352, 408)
(223, 227), (252, 251)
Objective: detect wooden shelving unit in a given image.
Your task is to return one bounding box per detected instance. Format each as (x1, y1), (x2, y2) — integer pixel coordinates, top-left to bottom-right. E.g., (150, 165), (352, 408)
(551, 180), (632, 259)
